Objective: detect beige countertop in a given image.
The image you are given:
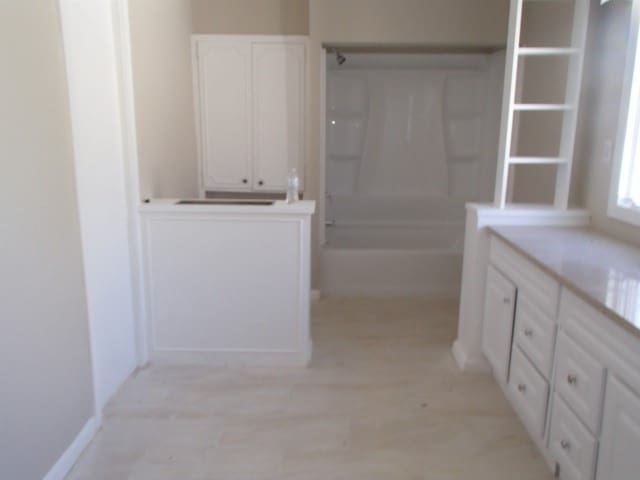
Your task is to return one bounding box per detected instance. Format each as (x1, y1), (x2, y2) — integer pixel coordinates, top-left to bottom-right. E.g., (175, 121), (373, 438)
(139, 198), (316, 215)
(489, 226), (640, 337)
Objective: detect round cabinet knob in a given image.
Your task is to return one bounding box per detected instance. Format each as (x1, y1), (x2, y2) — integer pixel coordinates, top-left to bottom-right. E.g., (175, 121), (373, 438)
(242, 178), (248, 184)
(560, 440), (571, 451)
(517, 383), (526, 393)
(524, 328), (534, 338)
(258, 180), (264, 186)
(567, 374), (578, 385)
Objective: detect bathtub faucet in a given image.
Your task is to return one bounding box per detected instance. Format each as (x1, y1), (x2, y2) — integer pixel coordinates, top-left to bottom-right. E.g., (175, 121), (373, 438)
(325, 193), (336, 227)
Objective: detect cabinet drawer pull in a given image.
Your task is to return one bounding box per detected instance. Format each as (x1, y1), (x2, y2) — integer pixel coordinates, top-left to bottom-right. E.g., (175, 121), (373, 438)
(560, 439), (571, 451)
(258, 180), (264, 186)
(242, 178), (248, 184)
(567, 374), (578, 385)
(524, 328), (533, 338)
(503, 297), (511, 305)
(517, 383), (527, 393)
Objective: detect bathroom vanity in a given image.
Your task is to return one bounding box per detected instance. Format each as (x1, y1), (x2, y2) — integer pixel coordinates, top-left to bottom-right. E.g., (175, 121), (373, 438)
(482, 226), (640, 480)
(139, 199), (315, 366)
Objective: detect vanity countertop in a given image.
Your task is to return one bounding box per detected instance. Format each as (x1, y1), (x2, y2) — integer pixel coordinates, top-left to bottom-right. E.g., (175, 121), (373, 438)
(489, 226), (640, 337)
(139, 198), (315, 215)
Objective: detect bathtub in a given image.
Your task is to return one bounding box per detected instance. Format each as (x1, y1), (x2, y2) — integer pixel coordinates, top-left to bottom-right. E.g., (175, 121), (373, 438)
(321, 224), (464, 297)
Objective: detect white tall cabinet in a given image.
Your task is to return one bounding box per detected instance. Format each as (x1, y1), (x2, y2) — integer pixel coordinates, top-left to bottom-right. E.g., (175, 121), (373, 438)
(192, 35), (307, 194)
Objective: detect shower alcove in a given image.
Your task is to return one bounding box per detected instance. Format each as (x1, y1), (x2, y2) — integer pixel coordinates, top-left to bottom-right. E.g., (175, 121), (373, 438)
(321, 49), (506, 296)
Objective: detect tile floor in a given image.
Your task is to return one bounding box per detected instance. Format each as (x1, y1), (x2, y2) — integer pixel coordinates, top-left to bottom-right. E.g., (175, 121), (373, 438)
(66, 297), (553, 480)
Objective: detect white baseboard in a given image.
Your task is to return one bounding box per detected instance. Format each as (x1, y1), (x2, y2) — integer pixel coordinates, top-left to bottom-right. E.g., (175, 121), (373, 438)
(311, 290), (321, 302)
(43, 416), (100, 480)
(451, 339), (491, 373)
(451, 339), (467, 369)
(152, 347), (312, 367)
(322, 285), (460, 299)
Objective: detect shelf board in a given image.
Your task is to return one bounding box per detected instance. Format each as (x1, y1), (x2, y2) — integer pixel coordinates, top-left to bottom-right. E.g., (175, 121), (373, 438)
(508, 156), (568, 165)
(513, 103), (573, 112)
(518, 47), (580, 56)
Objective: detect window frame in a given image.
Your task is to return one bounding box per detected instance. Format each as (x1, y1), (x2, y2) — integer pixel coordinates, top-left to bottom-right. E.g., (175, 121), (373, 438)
(608, 0), (640, 227)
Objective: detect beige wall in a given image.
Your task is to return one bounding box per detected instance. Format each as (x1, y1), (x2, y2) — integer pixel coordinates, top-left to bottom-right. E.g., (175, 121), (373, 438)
(308, 0), (509, 286)
(311, 0), (508, 46)
(576, 0), (640, 247)
(192, 0), (309, 34)
(0, 2), (94, 479)
(130, 0), (199, 198)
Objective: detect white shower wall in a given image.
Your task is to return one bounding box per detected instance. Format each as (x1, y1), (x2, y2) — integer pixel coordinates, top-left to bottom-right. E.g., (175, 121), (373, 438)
(322, 52), (504, 296)
(326, 52), (505, 227)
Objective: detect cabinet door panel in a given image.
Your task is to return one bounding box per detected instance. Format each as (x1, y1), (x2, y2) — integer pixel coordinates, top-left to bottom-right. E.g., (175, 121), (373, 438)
(597, 376), (640, 480)
(198, 40), (252, 190)
(482, 265), (517, 383)
(252, 42), (305, 191)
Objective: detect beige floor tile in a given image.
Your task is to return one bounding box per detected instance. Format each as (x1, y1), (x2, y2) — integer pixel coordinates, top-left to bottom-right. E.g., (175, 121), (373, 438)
(65, 297), (553, 480)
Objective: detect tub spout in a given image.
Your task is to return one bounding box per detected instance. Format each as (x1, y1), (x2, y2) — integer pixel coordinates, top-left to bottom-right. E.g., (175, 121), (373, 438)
(325, 193), (336, 226)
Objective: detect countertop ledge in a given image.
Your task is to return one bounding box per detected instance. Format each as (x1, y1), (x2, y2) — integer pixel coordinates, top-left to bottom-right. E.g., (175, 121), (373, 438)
(139, 199), (316, 215)
(489, 226), (640, 338)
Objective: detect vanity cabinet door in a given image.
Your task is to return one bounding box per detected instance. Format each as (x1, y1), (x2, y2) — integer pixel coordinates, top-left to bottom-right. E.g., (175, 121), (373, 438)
(197, 39), (252, 191)
(596, 376), (640, 480)
(252, 42), (305, 191)
(482, 265), (517, 383)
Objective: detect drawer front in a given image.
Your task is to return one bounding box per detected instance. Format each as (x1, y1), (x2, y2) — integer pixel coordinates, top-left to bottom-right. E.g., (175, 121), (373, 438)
(550, 394), (598, 480)
(509, 347), (550, 438)
(489, 237), (560, 319)
(555, 332), (606, 434)
(514, 292), (557, 379)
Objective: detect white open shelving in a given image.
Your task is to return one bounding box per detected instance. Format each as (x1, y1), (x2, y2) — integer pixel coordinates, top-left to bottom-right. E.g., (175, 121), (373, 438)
(494, 0), (591, 208)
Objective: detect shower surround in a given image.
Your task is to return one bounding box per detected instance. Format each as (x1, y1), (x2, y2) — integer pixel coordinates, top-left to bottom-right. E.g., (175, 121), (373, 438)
(323, 52), (505, 296)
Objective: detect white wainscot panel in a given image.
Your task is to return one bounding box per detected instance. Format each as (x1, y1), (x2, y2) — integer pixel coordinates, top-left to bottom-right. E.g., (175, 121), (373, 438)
(143, 211), (311, 366)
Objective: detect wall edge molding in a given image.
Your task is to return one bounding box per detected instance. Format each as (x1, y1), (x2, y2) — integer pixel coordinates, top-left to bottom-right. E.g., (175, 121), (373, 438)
(42, 416), (99, 480)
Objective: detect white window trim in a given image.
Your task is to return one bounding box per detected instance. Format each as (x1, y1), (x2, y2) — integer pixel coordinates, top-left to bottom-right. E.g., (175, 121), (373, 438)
(608, 0), (640, 227)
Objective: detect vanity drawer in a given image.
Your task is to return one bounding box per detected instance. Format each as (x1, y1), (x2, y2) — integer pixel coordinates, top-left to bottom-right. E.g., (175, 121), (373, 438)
(489, 237), (560, 319)
(509, 346), (550, 438)
(549, 394), (598, 480)
(514, 292), (557, 379)
(554, 332), (606, 435)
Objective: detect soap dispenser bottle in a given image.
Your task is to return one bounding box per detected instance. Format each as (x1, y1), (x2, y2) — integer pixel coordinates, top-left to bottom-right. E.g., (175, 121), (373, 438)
(286, 168), (300, 204)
